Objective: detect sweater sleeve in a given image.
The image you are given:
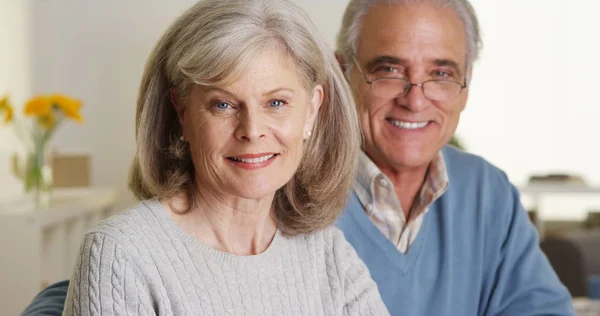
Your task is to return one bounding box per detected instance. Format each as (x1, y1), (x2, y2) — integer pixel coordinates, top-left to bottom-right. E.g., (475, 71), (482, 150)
(331, 228), (390, 316)
(62, 233), (156, 316)
(483, 180), (575, 316)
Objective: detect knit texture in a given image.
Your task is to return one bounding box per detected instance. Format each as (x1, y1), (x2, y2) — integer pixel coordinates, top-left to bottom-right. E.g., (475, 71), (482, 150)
(62, 199), (389, 316)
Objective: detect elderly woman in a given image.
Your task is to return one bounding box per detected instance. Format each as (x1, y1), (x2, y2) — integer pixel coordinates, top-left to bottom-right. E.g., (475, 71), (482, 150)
(61, 0), (388, 315)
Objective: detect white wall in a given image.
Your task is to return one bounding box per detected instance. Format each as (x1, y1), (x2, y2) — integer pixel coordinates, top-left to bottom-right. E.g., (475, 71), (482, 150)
(0, 0), (32, 199)
(30, 0), (194, 207)
(462, 0), (600, 185)
(8, 0), (600, 217)
(461, 0), (600, 219)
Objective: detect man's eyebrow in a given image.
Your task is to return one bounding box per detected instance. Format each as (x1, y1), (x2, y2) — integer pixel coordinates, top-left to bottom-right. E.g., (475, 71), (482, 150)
(364, 56), (406, 70)
(362, 56), (465, 77)
(433, 59), (463, 76)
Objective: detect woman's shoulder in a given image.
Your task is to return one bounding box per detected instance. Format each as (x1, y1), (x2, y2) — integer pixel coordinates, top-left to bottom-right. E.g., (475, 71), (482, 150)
(290, 226), (353, 256)
(86, 199), (165, 247)
(308, 225), (348, 243)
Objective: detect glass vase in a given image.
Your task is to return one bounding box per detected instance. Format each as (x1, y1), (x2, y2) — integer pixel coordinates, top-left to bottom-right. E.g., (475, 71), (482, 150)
(23, 142), (53, 208)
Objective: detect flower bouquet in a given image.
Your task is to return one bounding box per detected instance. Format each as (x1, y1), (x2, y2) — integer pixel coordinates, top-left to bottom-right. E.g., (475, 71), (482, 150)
(0, 93), (83, 207)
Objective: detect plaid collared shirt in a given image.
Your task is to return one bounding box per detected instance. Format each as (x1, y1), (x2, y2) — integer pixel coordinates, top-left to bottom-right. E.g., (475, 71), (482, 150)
(352, 150), (449, 253)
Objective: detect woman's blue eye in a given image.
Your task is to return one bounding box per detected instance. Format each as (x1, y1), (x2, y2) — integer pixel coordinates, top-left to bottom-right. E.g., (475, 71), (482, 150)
(215, 101), (231, 109)
(269, 100), (285, 108)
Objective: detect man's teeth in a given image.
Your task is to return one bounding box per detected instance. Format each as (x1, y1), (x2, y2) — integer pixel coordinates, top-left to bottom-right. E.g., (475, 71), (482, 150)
(230, 154), (275, 163)
(388, 119), (429, 129)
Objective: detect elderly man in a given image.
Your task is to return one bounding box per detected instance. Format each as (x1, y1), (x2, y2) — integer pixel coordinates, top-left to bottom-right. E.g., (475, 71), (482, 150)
(334, 0), (574, 315)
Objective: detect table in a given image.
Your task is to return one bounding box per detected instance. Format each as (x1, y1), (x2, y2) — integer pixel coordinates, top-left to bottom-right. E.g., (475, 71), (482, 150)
(573, 297), (600, 315)
(0, 187), (117, 316)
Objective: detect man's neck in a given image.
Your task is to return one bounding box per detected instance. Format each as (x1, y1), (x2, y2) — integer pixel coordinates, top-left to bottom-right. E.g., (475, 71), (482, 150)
(377, 162), (430, 218)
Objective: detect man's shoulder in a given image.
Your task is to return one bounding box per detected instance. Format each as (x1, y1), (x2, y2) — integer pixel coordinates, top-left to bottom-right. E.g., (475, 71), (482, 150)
(441, 146), (522, 226)
(442, 145), (497, 172)
(442, 145), (511, 187)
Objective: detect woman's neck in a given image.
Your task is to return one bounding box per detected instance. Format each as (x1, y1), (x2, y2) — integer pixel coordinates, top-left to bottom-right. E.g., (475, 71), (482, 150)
(163, 189), (278, 256)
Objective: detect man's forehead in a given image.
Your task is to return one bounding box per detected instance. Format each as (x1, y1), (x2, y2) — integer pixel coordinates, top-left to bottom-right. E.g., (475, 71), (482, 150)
(356, 3), (468, 68)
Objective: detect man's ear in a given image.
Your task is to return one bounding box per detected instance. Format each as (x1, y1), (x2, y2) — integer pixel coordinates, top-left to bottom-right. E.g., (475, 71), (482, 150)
(170, 88), (186, 125)
(460, 67), (473, 111)
(335, 51), (346, 73)
(466, 67), (473, 87)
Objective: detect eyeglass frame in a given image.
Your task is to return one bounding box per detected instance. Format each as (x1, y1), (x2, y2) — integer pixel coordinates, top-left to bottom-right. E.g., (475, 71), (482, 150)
(351, 54), (468, 101)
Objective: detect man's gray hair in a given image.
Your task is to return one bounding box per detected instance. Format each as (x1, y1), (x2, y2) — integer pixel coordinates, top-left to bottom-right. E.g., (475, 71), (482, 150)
(336, 0), (482, 75)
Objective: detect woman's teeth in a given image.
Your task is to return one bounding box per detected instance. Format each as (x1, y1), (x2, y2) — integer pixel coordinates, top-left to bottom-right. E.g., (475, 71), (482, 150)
(230, 154), (275, 163)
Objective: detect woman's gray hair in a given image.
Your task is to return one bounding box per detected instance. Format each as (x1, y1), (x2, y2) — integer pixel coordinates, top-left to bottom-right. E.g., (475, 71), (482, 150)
(129, 0), (360, 235)
(336, 0), (482, 76)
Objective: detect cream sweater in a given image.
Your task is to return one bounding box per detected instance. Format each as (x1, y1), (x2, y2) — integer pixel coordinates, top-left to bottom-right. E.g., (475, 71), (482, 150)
(62, 199), (389, 315)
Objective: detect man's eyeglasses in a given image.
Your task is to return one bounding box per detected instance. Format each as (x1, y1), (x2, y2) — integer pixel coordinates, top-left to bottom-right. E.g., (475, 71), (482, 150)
(352, 55), (468, 102)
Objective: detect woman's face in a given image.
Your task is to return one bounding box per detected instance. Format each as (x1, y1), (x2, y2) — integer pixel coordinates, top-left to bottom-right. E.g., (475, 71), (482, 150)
(175, 49), (323, 200)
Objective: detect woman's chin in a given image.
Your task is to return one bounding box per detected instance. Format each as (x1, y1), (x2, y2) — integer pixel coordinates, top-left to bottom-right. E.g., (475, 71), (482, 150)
(220, 170), (294, 201)
(225, 183), (283, 201)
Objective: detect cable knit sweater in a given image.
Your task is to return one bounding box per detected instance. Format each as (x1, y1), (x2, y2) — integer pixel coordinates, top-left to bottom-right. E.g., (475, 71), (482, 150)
(62, 199), (389, 316)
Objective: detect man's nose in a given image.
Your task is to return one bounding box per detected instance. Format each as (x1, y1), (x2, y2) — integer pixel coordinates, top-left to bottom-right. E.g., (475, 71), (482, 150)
(396, 83), (428, 112)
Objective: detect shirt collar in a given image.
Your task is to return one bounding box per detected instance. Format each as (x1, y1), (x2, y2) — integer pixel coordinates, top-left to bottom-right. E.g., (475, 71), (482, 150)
(415, 151), (449, 213)
(352, 150), (449, 216)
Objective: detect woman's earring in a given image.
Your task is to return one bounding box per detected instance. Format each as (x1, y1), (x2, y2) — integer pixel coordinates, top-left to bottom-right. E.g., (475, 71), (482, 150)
(180, 135), (186, 142)
(305, 131), (312, 139)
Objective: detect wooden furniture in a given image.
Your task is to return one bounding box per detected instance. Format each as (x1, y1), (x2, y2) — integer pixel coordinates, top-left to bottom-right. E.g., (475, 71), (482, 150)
(573, 297), (600, 315)
(518, 184), (600, 236)
(540, 236), (588, 297)
(51, 152), (91, 188)
(0, 187), (117, 316)
(586, 211), (600, 229)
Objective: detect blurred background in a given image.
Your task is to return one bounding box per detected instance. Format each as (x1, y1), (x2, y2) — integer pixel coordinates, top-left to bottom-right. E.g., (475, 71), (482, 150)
(1, 0), (600, 314)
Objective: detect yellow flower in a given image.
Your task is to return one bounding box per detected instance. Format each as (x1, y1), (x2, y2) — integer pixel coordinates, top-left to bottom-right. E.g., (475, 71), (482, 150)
(38, 111), (57, 129)
(3, 106), (13, 124)
(0, 95), (14, 124)
(24, 96), (52, 117)
(50, 94), (83, 123)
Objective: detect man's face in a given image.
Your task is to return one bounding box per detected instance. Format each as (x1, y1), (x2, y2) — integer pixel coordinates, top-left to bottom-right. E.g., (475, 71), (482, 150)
(351, 3), (470, 173)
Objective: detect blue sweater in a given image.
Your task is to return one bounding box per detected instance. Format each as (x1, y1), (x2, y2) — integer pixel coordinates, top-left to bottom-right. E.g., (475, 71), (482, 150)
(337, 146), (574, 316)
